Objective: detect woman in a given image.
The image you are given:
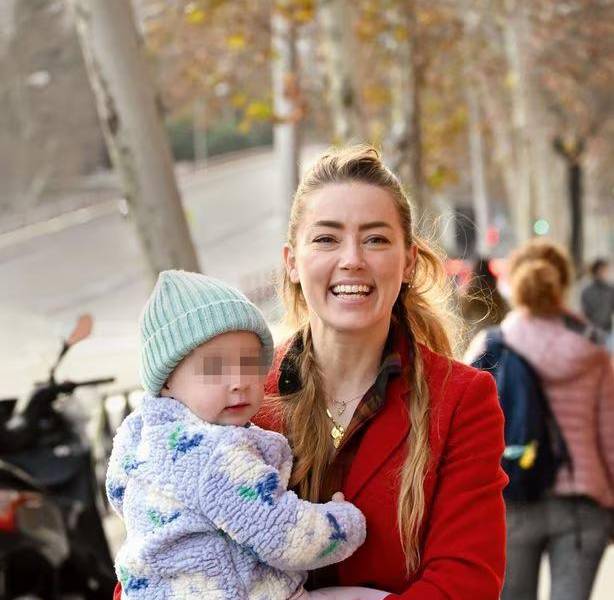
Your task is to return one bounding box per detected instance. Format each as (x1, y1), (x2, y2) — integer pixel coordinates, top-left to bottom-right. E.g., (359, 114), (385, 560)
(113, 146), (507, 599)
(465, 239), (614, 600)
(459, 257), (509, 354)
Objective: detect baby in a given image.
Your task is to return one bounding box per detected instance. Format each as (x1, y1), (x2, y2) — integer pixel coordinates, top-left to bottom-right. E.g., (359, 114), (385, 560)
(107, 271), (388, 600)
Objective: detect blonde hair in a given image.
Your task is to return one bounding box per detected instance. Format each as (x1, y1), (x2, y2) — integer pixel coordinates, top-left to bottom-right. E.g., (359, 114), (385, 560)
(508, 238), (572, 316)
(277, 145), (459, 574)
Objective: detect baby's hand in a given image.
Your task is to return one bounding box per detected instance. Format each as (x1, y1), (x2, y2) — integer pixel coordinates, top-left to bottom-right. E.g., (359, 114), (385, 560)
(331, 491), (345, 502)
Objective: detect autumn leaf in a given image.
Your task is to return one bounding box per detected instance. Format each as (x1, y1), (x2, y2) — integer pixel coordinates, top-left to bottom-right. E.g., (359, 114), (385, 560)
(227, 33), (247, 50)
(245, 100), (273, 121)
(231, 92), (248, 108)
(184, 4), (207, 25)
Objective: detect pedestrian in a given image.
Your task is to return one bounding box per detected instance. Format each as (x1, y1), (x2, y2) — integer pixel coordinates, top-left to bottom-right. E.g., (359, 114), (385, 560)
(465, 238), (614, 600)
(581, 258), (613, 348)
(113, 144), (508, 599)
(107, 270), (388, 599)
(458, 256), (509, 354)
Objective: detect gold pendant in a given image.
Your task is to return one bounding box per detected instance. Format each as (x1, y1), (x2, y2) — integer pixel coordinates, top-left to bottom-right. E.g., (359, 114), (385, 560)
(326, 408), (345, 448)
(331, 424), (344, 448)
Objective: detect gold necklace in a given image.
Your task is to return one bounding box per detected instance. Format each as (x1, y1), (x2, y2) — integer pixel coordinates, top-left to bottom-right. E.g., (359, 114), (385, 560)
(326, 408), (345, 448)
(332, 391), (362, 417)
(331, 380), (375, 417)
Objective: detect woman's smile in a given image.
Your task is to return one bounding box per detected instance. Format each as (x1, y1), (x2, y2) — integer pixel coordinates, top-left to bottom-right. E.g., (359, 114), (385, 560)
(329, 281), (375, 304)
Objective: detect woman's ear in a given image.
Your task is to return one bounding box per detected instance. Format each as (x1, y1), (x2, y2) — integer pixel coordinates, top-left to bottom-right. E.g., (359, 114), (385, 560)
(283, 244), (300, 284)
(403, 244), (418, 282)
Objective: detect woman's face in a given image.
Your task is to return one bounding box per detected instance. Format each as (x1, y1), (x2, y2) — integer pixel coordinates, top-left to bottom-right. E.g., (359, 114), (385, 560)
(284, 182), (416, 336)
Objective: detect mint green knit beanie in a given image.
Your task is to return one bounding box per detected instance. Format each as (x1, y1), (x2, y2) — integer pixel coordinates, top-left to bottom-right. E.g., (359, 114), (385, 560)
(139, 270), (274, 395)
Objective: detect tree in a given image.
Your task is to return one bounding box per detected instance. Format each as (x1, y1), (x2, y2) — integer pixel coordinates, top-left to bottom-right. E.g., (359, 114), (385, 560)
(385, 1), (425, 214)
(532, 0), (614, 266)
(0, 0), (106, 223)
(318, 0), (364, 142)
(272, 0), (303, 218)
(69, 0), (200, 279)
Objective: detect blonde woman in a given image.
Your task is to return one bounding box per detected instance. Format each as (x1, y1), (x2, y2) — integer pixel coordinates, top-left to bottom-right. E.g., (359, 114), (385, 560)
(465, 239), (614, 600)
(112, 145), (507, 600)
(258, 146), (507, 599)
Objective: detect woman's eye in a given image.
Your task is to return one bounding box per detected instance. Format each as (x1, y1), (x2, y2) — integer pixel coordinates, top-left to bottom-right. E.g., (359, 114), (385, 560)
(365, 236), (390, 245)
(313, 236), (337, 244)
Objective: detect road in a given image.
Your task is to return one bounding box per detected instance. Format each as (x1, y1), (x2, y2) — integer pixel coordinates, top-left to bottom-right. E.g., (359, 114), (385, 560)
(1, 146), (612, 599)
(0, 147), (310, 398)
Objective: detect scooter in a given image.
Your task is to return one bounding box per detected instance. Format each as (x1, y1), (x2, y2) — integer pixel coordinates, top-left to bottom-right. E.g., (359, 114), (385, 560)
(0, 315), (116, 599)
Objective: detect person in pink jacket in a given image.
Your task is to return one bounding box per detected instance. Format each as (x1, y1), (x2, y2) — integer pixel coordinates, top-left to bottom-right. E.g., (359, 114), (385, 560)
(465, 238), (614, 600)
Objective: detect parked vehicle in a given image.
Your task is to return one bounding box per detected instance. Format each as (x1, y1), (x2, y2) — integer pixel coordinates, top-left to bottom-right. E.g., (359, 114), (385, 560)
(0, 315), (116, 599)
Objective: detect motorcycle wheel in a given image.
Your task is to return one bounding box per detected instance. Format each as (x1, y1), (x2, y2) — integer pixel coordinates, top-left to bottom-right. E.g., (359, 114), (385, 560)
(3, 548), (56, 600)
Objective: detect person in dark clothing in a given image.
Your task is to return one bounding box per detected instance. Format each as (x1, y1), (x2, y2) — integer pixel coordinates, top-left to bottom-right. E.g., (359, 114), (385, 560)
(581, 258), (613, 340)
(459, 257), (509, 354)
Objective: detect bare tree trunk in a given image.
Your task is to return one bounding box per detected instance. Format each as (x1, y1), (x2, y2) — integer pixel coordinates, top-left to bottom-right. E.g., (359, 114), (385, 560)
(554, 137), (585, 269)
(476, 74), (517, 215)
(2, 2), (36, 213)
(466, 83), (489, 257)
(503, 0), (534, 243)
(528, 85), (555, 236)
(461, 6), (489, 256)
(272, 0), (301, 221)
(69, 0), (200, 279)
(318, 0), (363, 143)
(387, 2), (424, 216)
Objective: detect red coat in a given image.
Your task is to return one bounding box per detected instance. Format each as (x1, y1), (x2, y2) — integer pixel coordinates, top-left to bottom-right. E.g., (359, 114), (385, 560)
(260, 338), (507, 600)
(113, 338), (507, 600)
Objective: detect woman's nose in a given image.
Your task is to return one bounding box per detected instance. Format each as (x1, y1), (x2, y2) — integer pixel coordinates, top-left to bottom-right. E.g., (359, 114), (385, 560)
(339, 241), (365, 270)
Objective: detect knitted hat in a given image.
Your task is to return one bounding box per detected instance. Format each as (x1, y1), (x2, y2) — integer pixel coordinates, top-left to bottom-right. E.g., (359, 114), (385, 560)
(139, 270), (274, 394)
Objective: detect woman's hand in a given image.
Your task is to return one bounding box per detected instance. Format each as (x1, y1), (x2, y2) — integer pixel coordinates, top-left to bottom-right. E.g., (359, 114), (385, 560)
(332, 491), (345, 502)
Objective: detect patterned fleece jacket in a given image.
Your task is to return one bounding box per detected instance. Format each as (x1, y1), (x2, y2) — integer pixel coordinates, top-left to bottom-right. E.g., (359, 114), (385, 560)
(106, 395), (366, 600)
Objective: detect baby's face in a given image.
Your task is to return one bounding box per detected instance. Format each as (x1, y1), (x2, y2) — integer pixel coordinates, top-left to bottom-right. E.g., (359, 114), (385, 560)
(163, 331), (266, 426)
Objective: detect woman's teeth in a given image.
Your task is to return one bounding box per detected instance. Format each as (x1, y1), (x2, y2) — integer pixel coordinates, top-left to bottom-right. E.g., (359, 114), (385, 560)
(331, 284), (372, 296)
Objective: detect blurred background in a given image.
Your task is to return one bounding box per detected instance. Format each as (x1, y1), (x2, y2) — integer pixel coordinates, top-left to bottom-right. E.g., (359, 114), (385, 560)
(0, 1), (612, 598)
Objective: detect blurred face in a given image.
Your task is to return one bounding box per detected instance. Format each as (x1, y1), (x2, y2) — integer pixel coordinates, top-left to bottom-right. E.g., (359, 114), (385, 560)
(596, 264), (609, 282)
(284, 182), (416, 336)
(162, 331), (265, 426)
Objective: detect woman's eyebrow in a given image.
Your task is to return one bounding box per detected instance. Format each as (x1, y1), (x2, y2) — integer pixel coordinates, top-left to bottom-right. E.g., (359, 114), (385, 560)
(311, 220), (392, 231)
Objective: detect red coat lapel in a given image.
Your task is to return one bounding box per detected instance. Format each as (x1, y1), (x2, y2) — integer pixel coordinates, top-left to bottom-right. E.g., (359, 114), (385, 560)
(345, 366), (411, 500)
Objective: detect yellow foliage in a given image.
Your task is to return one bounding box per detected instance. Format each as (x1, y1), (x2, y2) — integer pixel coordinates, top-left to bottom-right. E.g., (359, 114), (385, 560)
(231, 93), (248, 108)
(227, 34), (247, 50)
(294, 8), (314, 23)
(393, 25), (409, 43)
(245, 101), (273, 121)
(356, 20), (379, 40)
(238, 119), (252, 134)
(426, 165), (457, 190)
(184, 4), (207, 25)
(505, 71), (519, 89)
(363, 85), (391, 108)
(292, 0), (315, 22)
